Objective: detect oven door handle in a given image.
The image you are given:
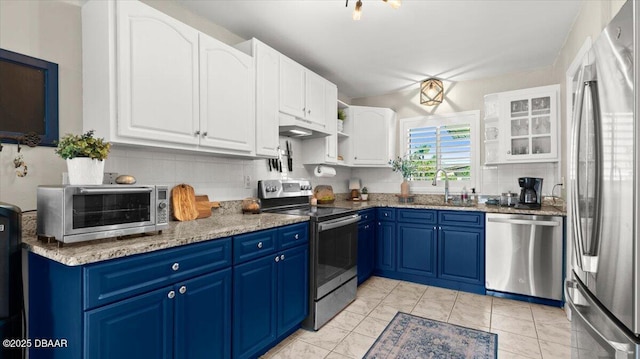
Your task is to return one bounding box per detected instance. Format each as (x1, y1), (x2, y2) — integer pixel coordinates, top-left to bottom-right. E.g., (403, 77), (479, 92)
(318, 214), (361, 232)
(79, 187), (154, 194)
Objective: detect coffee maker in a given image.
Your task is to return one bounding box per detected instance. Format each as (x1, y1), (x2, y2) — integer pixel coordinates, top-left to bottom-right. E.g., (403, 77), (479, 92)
(515, 177), (543, 209)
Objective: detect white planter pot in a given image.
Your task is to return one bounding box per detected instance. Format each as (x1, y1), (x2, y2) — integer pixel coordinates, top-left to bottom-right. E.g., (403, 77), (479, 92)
(66, 158), (105, 185)
(361, 194), (369, 201)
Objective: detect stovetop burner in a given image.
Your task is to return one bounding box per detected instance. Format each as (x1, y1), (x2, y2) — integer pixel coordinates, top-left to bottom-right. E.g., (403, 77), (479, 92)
(257, 179), (358, 221)
(271, 206), (358, 221)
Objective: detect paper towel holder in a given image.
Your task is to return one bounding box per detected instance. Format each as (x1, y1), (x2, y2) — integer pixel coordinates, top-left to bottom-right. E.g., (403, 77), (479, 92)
(314, 165), (336, 177)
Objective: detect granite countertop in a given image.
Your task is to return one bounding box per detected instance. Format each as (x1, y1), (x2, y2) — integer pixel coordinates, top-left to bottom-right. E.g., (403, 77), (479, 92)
(22, 212), (309, 266)
(22, 193), (565, 266)
(326, 194), (566, 217)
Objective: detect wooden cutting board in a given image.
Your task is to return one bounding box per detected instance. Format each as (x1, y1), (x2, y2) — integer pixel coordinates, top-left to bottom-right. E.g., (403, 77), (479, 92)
(195, 195), (221, 219)
(171, 184), (199, 221)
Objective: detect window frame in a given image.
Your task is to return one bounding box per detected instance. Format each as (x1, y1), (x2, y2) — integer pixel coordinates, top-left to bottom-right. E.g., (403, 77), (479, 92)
(399, 110), (481, 193)
(0, 48), (59, 146)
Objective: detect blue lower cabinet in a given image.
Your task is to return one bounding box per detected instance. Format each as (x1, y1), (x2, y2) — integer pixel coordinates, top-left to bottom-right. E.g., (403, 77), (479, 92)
(357, 220), (375, 284)
(438, 226), (484, 285)
(84, 269), (233, 359)
(232, 255), (278, 359)
(175, 269), (232, 359)
(85, 286), (174, 359)
(277, 245), (309, 336)
(375, 221), (396, 271)
(397, 223), (436, 277)
(232, 243), (310, 358)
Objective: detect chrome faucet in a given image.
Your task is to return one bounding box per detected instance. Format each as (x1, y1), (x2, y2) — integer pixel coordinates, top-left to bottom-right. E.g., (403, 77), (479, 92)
(432, 169), (450, 203)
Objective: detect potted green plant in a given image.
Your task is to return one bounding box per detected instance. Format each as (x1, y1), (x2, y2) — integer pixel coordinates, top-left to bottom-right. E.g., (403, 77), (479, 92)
(360, 186), (369, 201)
(337, 109), (346, 132)
(389, 156), (417, 196)
(55, 130), (111, 185)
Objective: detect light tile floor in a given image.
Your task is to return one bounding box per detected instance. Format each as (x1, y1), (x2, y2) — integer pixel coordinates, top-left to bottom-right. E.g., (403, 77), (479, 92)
(261, 276), (571, 359)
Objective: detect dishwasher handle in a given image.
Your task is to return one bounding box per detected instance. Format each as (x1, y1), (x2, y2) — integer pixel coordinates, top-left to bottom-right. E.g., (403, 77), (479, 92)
(487, 217), (560, 227)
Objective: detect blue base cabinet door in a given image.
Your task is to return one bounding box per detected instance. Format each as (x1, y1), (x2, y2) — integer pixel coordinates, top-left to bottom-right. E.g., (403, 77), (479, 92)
(397, 223), (436, 277)
(375, 221), (396, 271)
(175, 269), (232, 359)
(85, 286), (174, 359)
(438, 226), (485, 285)
(357, 220), (375, 284)
(232, 255), (278, 359)
(277, 245), (309, 336)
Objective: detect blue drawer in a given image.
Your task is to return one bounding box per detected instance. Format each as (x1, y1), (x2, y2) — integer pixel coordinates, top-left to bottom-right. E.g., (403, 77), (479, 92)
(438, 211), (484, 228)
(377, 208), (396, 221)
(84, 238), (232, 310)
(358, 209), (375, 222)
(233, 228), (277, 264)
(397, 209), (437, 224)
(279, 222), (309, 249)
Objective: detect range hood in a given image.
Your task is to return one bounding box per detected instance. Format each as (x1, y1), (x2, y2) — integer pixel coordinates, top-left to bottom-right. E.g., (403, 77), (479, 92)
(279, 113), (331, 138)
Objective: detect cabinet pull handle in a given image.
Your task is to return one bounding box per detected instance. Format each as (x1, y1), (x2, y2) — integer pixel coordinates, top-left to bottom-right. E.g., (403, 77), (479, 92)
(179, 286), (187, 294)
(168, 290), (175, 299)
(275, 256), (280, 263)
(172, 263), (180, 271)
(294, 234), (299, 239)
(280, 254), (285, 261)
(257, 241), (263, 249)
(194, 130), (200, 136)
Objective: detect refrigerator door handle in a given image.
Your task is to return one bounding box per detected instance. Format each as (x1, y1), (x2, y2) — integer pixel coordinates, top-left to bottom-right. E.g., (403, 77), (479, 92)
(566, 280), (636, 359)
(570, 75), (588, 272)
(570, 77), (602, 273)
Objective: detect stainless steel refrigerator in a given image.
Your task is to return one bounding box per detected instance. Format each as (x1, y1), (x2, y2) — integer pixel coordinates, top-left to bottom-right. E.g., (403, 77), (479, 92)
(565, 0), (640, 357)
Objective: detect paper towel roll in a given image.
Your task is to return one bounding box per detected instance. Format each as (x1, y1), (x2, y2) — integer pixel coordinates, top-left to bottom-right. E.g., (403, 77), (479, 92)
(314, 165), (336, 177)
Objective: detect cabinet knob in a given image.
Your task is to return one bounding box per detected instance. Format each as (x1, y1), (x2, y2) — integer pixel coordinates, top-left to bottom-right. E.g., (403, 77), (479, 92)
(179, 285), (187, 294)
(172, 263), (180, 271)
(294, 234), (299, 240)
(202, 132), (208, 137)
(194, 130), (200, 136)
(168, 290), (175, 299)
(507, 150), (511, 154)
(354, 157), (357, 160)
(433, 226), (437, 231)
(275, 256), (280, 263)
(280, 254), (285, 261)
(384, 213), (388, 217)
(257, 241), (263, 249)
(308, 109), (311, 114)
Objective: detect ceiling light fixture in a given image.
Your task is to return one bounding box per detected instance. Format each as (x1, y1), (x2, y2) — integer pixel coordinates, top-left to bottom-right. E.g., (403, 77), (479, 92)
(345, 0), (401, 21)
(420, 79), (444, 106)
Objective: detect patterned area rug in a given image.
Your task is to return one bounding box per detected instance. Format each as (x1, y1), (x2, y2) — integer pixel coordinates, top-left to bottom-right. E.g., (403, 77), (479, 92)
(364, 312), (498, 359)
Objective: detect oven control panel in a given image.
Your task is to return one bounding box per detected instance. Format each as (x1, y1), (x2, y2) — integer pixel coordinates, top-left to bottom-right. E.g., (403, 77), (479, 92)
(258, 179), (313, 199)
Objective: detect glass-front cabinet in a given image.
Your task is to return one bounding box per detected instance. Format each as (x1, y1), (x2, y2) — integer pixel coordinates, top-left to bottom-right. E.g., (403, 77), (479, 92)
(483, 85), (560, 164)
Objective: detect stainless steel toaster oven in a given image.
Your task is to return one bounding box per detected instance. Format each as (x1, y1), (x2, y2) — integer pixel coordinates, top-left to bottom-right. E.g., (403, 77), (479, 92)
(37, 185), (169, 244)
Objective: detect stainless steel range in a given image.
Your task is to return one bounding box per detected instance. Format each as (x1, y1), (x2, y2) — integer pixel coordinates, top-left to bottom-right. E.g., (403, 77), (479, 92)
(258, 179), (359, 330)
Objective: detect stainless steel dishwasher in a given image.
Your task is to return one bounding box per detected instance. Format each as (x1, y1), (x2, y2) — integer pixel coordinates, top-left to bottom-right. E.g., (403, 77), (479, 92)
(485, 213), (563, 301)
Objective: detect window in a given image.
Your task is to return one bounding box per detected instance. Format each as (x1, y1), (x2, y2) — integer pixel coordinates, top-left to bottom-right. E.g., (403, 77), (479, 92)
(400, 111), (480, 191)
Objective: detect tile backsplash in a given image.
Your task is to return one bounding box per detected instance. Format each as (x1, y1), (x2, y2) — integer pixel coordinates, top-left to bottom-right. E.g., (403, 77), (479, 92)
(103, 136), (351, 201)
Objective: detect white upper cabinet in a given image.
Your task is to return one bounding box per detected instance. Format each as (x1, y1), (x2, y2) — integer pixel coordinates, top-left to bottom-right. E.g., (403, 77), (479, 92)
(350, 106), (397, 166)
(301, 81), (338, 165)
(279, 56), (306, 119)
(199, 33), (255, 154)
(483, 84), (560, 164)
(279, 54), (326, 128)
(82, 0), (256, 156)
(116, 0), (200, 145)
(304, 71), (327, 127)
(236, 39), (280, 158)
